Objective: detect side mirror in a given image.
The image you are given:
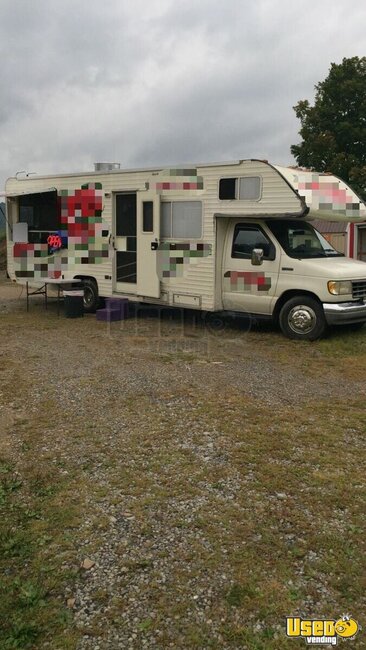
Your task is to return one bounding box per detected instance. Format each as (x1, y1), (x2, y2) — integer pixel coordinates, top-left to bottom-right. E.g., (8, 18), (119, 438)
(251, 248), (264, 266)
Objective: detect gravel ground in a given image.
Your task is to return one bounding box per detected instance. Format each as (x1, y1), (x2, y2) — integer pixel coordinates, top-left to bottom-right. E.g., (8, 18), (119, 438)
(1, 274), (365, 649)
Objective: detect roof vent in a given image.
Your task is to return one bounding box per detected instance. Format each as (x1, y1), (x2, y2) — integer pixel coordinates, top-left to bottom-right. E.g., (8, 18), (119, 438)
(94, 162), (121, 171)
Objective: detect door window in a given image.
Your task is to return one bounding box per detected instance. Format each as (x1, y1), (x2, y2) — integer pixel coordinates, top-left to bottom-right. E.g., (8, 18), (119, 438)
(232, 224), (275, 260)
(116, 193), (137, 283)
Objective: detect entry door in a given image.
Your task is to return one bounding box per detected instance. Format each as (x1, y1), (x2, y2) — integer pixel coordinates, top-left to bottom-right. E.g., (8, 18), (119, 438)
(222, 221), (280, 315)
(136, 192), (161, 298)
(114, 193), (137, 292)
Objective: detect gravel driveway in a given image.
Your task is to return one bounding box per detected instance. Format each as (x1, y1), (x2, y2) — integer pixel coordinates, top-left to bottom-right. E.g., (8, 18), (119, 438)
(1, 275), (365, 649)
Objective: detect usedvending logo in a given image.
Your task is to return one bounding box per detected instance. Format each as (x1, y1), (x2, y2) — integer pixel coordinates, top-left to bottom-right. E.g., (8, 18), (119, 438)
(286, 614), (359, 645)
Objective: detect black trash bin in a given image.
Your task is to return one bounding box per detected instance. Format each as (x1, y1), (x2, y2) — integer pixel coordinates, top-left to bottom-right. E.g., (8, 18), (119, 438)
(64, 289), (84, 318)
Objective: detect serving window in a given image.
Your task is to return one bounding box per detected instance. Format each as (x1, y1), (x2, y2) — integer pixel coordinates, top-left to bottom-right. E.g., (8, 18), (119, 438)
(18, 191), (60, 243)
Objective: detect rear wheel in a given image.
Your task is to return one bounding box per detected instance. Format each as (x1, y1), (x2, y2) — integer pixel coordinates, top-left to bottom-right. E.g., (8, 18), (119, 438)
(82, 279), (99, 313)
(279, 295), (326, 341)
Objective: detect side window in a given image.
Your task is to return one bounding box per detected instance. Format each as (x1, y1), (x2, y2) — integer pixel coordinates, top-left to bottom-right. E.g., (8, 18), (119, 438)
(232, 224), (275, 260)
(219, 176), (261, 201)
(160, 201), (202, 238)
(238, 177), (261, 200)
(142, 201), (154, 232)
(219, 178), (236, 199)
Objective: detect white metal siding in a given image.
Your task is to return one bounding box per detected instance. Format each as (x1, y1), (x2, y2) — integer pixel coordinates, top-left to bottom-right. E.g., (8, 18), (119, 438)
(6, 171), (149, 298)
(5, 161), (302, 308)
(204, 160), (302, 217)
(157, 161), (301, 310)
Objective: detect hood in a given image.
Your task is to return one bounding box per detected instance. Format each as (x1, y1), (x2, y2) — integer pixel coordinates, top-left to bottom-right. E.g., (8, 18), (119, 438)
(285, 255), (366, 279)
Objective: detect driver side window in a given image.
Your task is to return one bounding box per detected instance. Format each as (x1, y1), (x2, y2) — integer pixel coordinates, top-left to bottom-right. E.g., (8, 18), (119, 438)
(232, 224), (275, 260)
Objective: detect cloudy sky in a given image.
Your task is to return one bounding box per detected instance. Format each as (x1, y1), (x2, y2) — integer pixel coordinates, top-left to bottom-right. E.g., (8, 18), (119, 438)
(0, 0), (365, 189)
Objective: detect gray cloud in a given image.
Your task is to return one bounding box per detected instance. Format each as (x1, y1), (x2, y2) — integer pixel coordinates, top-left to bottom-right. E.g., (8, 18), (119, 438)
(0, 0), (365, 188)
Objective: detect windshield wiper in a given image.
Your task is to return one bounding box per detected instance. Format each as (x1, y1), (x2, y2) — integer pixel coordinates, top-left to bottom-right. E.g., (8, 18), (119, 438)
(291, 252), (326, 258)
(323, 249), (344, 257)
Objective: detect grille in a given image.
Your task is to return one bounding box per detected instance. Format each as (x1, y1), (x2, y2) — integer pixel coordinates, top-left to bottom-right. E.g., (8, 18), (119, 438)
(352, 280), (366, 300)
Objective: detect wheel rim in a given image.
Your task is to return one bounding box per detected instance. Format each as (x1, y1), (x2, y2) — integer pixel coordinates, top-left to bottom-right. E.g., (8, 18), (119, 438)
(288, 305), (317, 335)
(84, 288), (94, 306)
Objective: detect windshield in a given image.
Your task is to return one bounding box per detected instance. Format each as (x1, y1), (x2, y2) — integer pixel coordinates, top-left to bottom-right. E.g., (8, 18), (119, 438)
(266, 220), (344, 259)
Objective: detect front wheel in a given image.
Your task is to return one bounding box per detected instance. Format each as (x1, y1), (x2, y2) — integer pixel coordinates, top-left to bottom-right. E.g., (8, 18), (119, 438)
(279, 296), (326, 341)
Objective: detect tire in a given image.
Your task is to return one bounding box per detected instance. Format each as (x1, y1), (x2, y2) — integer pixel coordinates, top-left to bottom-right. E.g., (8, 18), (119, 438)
(279, 295), (326, 341)
(82, 279), (99, 313)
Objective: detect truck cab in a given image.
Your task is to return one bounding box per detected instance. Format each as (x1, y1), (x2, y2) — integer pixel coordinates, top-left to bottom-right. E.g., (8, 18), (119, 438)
(221, 217), (366, 339)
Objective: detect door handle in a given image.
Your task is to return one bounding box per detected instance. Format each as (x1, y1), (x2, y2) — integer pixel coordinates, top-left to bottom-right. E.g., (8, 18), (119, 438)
(109, 234), (117, 251)
(151, 241), (158, 251)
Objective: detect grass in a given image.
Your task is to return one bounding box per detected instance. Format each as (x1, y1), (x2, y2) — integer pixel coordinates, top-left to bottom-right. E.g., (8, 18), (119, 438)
(0, 452), (82, 649)
(0, 305), (365, 648)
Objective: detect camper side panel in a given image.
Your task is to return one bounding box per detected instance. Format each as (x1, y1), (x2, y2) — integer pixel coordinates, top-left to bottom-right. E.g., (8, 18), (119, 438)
(156, 160), (302, 311)
(207, 160), (303, 217)
(157, 190), (216, 312)
(6, 171), (149, 297)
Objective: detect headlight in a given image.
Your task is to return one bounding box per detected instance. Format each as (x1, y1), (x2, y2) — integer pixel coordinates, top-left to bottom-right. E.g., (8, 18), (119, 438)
(327, 280), (352, 295)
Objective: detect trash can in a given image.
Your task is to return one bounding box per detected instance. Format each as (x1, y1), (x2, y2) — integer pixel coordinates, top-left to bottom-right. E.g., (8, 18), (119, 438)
(63, 290), (84, 318)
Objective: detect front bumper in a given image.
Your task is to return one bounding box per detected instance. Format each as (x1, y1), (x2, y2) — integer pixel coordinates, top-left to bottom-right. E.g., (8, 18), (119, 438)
(323, 301), (366, 325)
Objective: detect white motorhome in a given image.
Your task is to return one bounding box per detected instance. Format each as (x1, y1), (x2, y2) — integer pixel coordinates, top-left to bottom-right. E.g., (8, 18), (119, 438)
(4, 159), (366, 340)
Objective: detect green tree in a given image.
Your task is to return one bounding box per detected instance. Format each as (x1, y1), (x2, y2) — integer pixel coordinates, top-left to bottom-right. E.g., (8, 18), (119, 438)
(291, 56), (366, 201)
